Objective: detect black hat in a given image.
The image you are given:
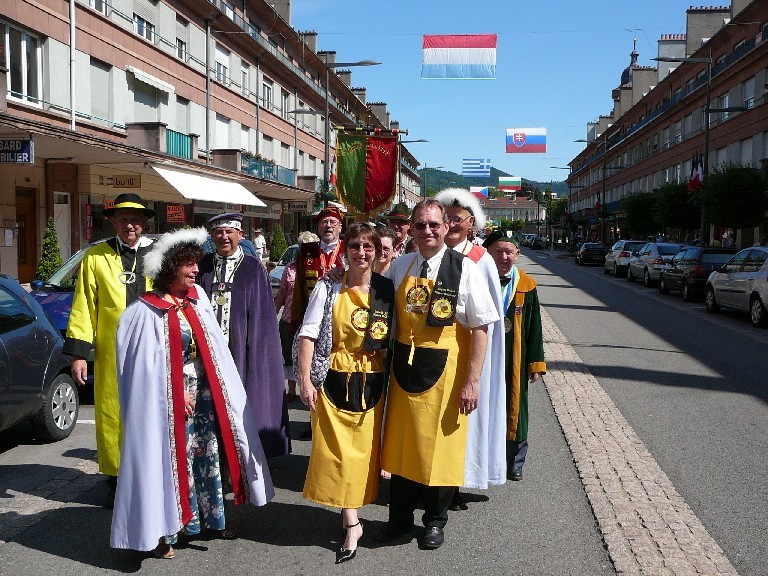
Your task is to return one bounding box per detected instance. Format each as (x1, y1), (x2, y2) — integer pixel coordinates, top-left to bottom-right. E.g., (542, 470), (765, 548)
(207, 212), (244, 230)
(104, 193), (155, 218)
(482, 230), (520, 249)
(386, 202), (411, 222)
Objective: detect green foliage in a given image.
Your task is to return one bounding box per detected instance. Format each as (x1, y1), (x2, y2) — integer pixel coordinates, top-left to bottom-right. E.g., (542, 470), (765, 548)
(621, 192), (660, 238)
(270, 222), (288, 261)
(418, 167), (567, 197)
(653, 182), (700, 231)
(549, 197), (568, 223)
(35, 217), (63, 281)
(701, 163), (768, 230)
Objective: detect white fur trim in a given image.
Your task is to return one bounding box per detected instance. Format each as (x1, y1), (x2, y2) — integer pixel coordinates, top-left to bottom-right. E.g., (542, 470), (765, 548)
(435, 188), (487, 230)
(297, 231), (320, 245)
(143, 227), (208, 280)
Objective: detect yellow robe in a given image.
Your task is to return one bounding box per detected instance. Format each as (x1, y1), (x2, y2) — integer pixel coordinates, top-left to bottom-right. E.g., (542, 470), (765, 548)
(65, 240), (152, 475)
(303, 284), (386, 509)
(381, 273), (471, 487)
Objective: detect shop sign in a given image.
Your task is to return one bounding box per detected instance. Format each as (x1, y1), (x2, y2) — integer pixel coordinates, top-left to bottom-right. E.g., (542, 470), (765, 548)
(113, 175), (141, 188)
(104, 199), (115, 210)
(166, 204), (186, 223)
(270, 203), (282, 216)
(286, 201), (309, 213)
(0, 139), (34, 164)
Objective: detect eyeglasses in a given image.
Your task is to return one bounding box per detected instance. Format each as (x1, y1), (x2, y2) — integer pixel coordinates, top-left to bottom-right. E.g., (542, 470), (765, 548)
(447, 215), (472, 225)
(318, 218), (340, 227)
(347, 242), (375, 253)
(413, 221), (443, 231)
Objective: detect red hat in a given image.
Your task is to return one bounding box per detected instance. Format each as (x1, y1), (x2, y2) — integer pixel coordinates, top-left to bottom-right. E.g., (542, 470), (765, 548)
(312, 206), (344, 223)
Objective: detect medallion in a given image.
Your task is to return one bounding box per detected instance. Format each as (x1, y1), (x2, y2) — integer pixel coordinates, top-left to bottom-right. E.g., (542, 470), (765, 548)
(216, 294), (228, 306)
(369, 319), (389, 341)
(430, 297), (454, 320)
(350, 307), (370, 331)
(118, 271), (136, 285)
(504, 317), (513, 333)
(406, 284), (429, 314)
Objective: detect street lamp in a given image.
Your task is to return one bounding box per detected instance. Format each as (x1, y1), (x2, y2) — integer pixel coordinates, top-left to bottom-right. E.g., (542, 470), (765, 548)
(399, 139), (429, 205)
(422, 165), (443, 198)
(323, 60), (380, 192)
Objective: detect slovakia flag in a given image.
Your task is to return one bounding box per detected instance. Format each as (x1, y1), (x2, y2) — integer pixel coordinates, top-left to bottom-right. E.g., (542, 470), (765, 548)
(421, 34), (497, 79)
(506, 127), (547, 154)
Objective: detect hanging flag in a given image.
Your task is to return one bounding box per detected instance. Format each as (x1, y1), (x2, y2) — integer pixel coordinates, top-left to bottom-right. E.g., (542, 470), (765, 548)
(329, 154), (337, 186)
(462, 159), (492, 178)
(421, 34), (497, 80)
(336, 133), (398, 213)
(506, 127), (547, 153)
(470, 186), (489, 198)
(595, 199), (602, 212)
(498, 176), (522, 191)
(687, 153), (703, 191)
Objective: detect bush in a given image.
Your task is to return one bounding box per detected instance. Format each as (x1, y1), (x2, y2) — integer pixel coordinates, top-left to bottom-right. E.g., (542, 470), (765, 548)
(270, 222), (288, 262)
(35, 217), (63, 281)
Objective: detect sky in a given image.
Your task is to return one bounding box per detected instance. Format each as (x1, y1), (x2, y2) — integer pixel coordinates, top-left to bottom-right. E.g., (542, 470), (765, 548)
(290, 0), (697, 183)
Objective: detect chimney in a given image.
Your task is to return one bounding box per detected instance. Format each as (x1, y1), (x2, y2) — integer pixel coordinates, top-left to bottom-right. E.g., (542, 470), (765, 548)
(299, 30), (317, 52)
(368, 102), (388, 126)
(317, 50), (336, 66)
(336, 69), (352, 87)
(270, 0), (291, 25)
(351, 87), (366, 104)
(390, 120), (400, 132)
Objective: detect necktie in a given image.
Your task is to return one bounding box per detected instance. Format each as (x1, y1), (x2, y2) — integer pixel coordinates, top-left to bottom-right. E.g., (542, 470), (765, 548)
(218, 256), (228, 283)
(419, 260), (429, 279)
(500, 276), (511, 287)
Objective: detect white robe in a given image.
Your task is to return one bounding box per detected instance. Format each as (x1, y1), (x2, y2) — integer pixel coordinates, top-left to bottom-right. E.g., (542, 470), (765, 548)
(459, 246), (507, 489)
(110, 285), (274, 552)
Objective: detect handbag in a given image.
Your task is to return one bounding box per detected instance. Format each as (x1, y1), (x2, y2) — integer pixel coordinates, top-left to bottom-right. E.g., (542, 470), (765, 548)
(292, 277), (334, 388)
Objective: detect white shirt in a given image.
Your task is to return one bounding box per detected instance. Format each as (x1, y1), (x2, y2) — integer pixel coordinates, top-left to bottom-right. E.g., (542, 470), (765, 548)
(252, 235), (266, 256)
(387, 245), (499, 329)
(116, 235), (154, 250)
(297, 280), (342, 340)
(320, 240), (339, 254)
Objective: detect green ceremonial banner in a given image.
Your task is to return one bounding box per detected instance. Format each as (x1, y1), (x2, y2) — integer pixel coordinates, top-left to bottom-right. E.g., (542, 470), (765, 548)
(336, 134), (368, 211)
(336, 133), (398, 214)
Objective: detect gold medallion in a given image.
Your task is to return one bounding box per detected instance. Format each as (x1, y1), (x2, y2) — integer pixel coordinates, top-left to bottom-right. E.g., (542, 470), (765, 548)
(369, 319), (388, 341)
(216, 294), (227, 306)
(504, 317), (513, 333)
(406, 285), (429, 308)
(350, 307), (370, 331)
(430, 297), (454, 320)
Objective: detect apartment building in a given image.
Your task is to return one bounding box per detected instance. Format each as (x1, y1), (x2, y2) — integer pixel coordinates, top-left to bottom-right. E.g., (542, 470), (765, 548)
(567, 0), (768, 246)
(479, 195), (546, 227)
(0, 0), (395, 281)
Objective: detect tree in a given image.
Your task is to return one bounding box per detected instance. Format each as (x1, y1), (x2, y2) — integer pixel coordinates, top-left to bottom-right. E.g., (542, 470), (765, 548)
(701, 163), (768, 230)
(653, 182), (700, 233)
(621, 192), (660, 239)
(35, 217), (63, 281)
(270, 222), (288, 261)
(549, 197), (568, 224)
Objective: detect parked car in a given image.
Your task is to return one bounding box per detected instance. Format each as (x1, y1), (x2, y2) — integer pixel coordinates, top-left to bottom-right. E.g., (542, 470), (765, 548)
(520, 234), (537, 247)
(603, 240), (647, 277)
(575, 242), (606, 266)
(705, 246), (768, 327)
(0, 274), (79, 441)
(530, 235), (548, 250)
(268, 244), (299, 296)
(626, 242), (685, 286)
(658, 246), (738, 300)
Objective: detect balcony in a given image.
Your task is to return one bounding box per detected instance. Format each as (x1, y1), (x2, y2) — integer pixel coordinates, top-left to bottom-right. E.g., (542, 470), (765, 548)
(241, 156), (296, 186)
(166, 129), (194, 160)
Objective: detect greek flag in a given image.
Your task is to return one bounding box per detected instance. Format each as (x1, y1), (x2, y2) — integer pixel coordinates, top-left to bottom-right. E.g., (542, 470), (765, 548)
(462, 158), (492, 178)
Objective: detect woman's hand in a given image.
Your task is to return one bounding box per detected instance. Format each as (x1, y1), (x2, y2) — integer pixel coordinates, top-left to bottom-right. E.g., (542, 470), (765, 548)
(300, 381), (317, 412)
(184, 391), (196, 417)
(297, 336), (319, 411)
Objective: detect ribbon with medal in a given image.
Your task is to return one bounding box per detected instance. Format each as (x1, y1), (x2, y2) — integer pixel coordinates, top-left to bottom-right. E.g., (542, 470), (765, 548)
(501, 268), (517, 333)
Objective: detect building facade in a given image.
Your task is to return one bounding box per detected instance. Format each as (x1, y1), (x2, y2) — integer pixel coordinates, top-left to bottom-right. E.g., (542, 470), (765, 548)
(0, 0), (404, 281)
(567, 0), (768, 247)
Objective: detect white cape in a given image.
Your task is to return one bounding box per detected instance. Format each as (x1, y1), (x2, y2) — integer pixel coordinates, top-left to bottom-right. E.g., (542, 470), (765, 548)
(463, 250), (507, 488)
(110, 285), (274, 551)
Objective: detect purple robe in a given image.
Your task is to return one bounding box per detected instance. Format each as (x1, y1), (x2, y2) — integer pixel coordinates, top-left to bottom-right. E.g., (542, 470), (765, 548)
(199, 253), (291, 459)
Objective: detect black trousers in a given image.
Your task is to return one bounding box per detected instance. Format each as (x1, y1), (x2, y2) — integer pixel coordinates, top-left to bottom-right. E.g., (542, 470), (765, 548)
(388, 474), (454, 529)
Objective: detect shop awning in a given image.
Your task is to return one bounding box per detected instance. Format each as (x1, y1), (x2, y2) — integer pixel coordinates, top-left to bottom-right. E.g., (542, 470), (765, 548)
(126, 66), (175, 94)
(152, 165), (266, 207)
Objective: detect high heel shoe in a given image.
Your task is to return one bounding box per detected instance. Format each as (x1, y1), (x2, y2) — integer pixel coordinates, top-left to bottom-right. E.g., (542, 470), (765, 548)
(336, 521), (362, 564)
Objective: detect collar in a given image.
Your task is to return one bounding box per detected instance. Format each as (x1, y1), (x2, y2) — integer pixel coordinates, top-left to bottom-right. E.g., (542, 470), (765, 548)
(416, 244), (448, 275)
(451, 238), (472, 255)
(143, 286), (201, 310)
(320, 240), (339, 253)
(116, 235), (153, 250)
(214, 246), (244, 262)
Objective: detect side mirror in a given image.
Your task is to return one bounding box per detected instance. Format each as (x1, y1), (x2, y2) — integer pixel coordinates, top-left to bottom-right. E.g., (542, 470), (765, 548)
(266, 262), (277, 271)
(30, 280), (44, 290)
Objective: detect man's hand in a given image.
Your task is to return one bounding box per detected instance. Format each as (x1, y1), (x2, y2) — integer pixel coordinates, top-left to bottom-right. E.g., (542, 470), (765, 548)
(325, 266), (344, 283)
(460, 378), (479, 415)
(71, 358), (88, 386)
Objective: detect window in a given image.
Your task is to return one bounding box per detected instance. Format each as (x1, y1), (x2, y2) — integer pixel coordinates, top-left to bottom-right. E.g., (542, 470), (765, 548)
(719, 94), (730, 121)
(241, 65), (249, 95)
(223, 1), (235, 19)
(241, 126), (249, 151)
(744, 77), (755, 109)
(133, 14), (155, 42)
(176, 39), (186, 60)
(175, 96), (189, 133)
(2, 22), (42, 105)
(90, 57), (111, 122)
(281, 90), (290, 119)
(87, 0), (108, 15)
(262, 79), (273, 108)
(723, 250), (748, 273)
(214, 114), (230, 149)
(215, 44), (230, 84)
(744, 250), (768, 273)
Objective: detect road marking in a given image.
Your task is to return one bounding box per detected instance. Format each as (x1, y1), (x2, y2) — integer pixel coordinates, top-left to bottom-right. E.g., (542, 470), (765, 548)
(540, 307), (737, 575)
(77, 419), (96, 424)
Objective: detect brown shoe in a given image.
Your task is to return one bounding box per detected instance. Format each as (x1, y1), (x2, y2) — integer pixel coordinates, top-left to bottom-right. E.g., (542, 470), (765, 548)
(152, 542), (174, 559)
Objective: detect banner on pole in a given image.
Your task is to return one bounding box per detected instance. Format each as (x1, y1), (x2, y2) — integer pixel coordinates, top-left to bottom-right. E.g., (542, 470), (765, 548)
(336, 134), (398, 213)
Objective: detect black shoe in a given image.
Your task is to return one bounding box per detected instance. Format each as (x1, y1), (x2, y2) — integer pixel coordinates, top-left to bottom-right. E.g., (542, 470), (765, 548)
(419, 526), (444, 550)
(104, 476), (117, 509)
(509, 465), (523, 481)
(376, 522), (414, 543)
(448, 489), (468, 512)
(335, 548), (357, 564)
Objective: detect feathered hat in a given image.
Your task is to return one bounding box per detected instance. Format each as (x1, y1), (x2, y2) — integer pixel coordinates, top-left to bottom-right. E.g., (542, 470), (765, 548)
(143, 227), (208, 281)
(434, 188), (487, 230)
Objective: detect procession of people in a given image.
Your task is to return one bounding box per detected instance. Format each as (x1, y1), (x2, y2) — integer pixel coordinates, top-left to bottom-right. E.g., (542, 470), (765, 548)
(65, 189), (546, 563)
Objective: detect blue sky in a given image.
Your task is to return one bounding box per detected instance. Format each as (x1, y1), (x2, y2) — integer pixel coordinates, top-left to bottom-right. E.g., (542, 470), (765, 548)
(291, 0), (695, 183)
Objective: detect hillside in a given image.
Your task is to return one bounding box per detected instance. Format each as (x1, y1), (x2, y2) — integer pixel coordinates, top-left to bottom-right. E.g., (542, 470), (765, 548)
(419, 166), (567, 197)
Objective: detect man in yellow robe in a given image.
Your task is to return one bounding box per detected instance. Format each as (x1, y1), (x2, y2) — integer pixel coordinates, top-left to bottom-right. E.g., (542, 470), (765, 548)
(64, 193), (155, 508)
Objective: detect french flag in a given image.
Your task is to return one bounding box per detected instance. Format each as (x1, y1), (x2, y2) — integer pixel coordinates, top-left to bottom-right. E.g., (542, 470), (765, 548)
(506, 127), (547, 154)
(421, 34), (497, 80)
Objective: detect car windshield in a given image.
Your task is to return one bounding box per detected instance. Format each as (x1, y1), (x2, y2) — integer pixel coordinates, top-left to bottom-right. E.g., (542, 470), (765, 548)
(701, 251), (736, 265)
(624, 242), (645, 251)
(278, 246), (298, 266)
(45, 244), (102, 289)
(658, 245), (683, 255)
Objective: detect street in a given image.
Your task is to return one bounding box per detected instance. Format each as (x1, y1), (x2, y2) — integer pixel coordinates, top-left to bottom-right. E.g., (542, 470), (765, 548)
(1, 251), (766, 575)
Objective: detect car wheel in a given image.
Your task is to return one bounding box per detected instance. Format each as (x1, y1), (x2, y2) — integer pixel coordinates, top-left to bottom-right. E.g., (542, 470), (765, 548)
(603, 263), (610, 274)
(705, 286), (720, 314)
(575, 257), (579, 265)
(682, 282), (692, 302)
(31, 373), (79, 442)
(627, 267), (634, 282)
(643, 269), (653, 287)
(750, 295), (768, 328)
(658, 275), (669, 295)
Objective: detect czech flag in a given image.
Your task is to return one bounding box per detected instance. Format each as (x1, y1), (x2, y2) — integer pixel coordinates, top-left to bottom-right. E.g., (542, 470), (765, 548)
(470, 186), (489, 198)
(506, 128), (547, 154)
(421, 34), (497, 80)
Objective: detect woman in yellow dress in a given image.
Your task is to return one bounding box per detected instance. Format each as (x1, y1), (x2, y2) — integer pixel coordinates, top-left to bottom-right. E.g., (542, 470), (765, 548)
(297, 222), (395, 564)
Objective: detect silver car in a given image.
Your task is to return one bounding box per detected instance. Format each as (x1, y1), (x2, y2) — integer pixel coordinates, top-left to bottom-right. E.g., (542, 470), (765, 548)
(705, 246), (768, 327)
(268, 244), (299, 296)
(626, 242), (686, 287)
(603, 240), (647, 277)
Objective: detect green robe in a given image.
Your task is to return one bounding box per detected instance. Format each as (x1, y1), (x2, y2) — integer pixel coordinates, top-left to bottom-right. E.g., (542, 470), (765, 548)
(503, 269), (546, 442)
(63, 238), (151, 475)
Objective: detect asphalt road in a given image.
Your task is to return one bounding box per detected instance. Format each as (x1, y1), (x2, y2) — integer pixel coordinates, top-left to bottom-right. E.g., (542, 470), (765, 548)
(525, 248), (768, 576)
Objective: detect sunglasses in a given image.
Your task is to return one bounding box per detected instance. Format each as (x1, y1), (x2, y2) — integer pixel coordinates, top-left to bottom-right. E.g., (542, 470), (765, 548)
(347, 242), (376, 252)
(413, 221), (443, 231)
(447, 215), (472, 224)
